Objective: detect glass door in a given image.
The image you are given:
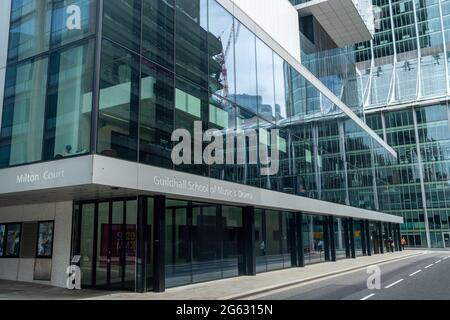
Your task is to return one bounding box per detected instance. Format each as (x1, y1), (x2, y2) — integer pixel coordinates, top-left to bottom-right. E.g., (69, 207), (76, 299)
(443, 232), (450, 248)
(95, 202), (109, 288)
(78, 199), (137, 291)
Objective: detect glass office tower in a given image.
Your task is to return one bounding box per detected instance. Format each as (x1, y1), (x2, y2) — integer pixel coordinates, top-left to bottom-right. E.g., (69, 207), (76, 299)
(292, 0), (450, 248)
(0, 0), (402, 292)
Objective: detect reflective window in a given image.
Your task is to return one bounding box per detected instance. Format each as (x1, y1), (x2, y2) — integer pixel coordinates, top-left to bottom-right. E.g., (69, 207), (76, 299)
(8, 0), (51, 62)
(175, 0), (208, 88)
(256, 38), (275, 121)
(208, 95), (237, 181)
(51, 0), (97, 47)
(273, 53), (290, 122)
(192, 205), (221, 282)
(98, 40), (139, 161)
(208, 0), (235, 99)
(0, 57), (48, 168)
(0, 225), (5, 257)
(174, 77), (209, 176)
(234, 21), (257, 113)
(103, 0), (141, 52)
(79, 203), (95, 286)
(165, 201), (190, 288)
(255, 210), (292, 272)
(222, 206), (243, 278)
(334, 218), (347, 259)
(140, 58), (174, 168)
(43, 40), (94, 160)
(303, 215), (325, 264)
(142, 0), (175, 69)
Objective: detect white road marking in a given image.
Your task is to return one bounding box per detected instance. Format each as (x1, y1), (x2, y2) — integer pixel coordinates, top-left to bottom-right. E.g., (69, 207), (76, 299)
(435, 260), (442, 264)
(409, 270), (422, 277)
(361, 293), (376, 300)
(443, 257), (448, 260)
(424, 264), (433, 269)
(385, 279), (404, 289)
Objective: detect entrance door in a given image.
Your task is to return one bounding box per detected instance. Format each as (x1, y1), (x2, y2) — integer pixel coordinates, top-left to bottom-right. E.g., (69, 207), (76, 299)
(443, 232), (450, 248)
(78, 199), (137, 290)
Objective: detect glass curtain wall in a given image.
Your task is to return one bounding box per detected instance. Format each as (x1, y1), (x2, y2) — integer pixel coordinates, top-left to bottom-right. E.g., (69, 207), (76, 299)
(353, 219), (364, 256)
(165, 200), (244, 288)
(1, 0), (96, 167)
(303, 215), (327, 264)
(255, 210), (292, 273)
(334, 217), (347, 259)
(1, 0), (400, 220)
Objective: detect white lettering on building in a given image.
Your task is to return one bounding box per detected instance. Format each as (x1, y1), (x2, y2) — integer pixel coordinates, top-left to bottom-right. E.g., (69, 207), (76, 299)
(16, 170), (65, 185)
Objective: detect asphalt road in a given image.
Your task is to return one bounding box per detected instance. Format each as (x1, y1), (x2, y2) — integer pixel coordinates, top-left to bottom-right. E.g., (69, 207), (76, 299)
(253, 251), (450, 300)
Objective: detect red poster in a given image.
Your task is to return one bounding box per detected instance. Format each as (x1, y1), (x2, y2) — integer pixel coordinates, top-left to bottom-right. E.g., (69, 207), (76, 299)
(99, 224), (136, 267)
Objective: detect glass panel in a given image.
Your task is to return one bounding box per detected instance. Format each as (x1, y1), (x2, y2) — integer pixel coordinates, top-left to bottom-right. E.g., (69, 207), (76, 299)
(175, 0), (208, 88)
(5, 224), (21, 257)
(174, 77), (209, 175)
(334, 218), (347, 259)
(192, 205), (221, 283)
(51, 0), (97, 47)
(124, 200), (137, 290)
(354, 220), (363, 256)
(304, 215), (324, 264)
(256, 38), (275, 121)
(110, 201), (124, 288)
(0, 225), (5, 257)
(165, 205), (190, 287)
(43, 40), (94, 160)
(222, 206), (243, 278)
(96, 202), (109, 287)
(8, 0), (51, 62)
(255, 209), (266, 273)
(208, 0), (235, 99)
(208, 95), (237, 181)
(303, 215), (312, 264)
(234, 21), (257, 113)
(80, 203), (95, 286)
(312, 216), (324, 263)
(282, 212), (292, 268)
(0, 57), (48, 167)
(273, 53), (290, 123)
(146, 197), (154, 290)
(142, 0), (175, 69)
(265, 211), (284, 271)
(139, 59), (174, 168)
(98, 40), (139, 161)
(103, 0), (141, 52)
(37, 221), (54, 257)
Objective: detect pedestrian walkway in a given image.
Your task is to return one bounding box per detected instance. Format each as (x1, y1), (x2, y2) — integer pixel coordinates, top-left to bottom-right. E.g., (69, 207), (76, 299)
(94, 250), (424, 300)
(0, 250), (425, 300)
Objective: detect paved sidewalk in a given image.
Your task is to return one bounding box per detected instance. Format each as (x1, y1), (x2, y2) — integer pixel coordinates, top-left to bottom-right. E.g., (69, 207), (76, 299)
(0, 250), (425, 300)
(92, 250), (424, 300)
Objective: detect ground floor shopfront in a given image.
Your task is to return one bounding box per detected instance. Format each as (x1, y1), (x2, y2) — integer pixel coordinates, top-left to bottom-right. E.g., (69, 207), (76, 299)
(70, 196), (403, 293)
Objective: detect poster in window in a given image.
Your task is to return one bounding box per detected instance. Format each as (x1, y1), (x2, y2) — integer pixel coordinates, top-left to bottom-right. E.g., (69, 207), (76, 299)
(0, 225), (5, 257)
(37, 222), (54, 257)
(6, 224), (21, 257)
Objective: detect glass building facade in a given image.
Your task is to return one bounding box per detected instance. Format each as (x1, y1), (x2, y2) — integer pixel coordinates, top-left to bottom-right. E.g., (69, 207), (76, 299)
(0, 0), (403, 292)
(294, 0), (450, 248)
(0, 0), (398, 213)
